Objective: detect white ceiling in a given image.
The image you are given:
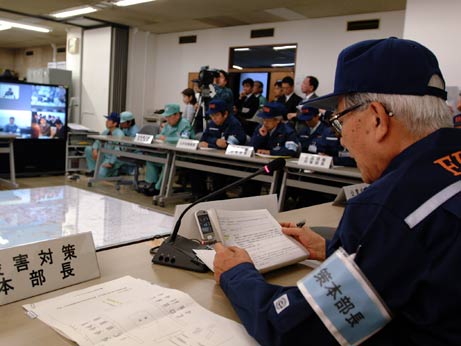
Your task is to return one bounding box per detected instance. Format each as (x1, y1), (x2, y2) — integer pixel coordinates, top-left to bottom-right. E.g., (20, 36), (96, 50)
(0, 0), (406, 49)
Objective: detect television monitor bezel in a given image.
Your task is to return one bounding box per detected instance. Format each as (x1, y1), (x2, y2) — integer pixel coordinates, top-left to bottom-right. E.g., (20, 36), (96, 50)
(0, 79), (69, 141)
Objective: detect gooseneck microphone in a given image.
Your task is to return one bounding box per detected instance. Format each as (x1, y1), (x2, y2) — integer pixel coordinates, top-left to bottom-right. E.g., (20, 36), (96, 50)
(152, 158), (286, 272)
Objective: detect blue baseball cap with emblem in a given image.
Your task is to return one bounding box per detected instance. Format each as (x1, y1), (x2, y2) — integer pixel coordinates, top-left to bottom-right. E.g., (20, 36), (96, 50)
(257, 102), (287, 119)
(298, 105), (320, 121)
(104, 111), (120, 123)
(304, 37), (447, 111)
(206, 99), (228, 115)
(162, 104), (180, 117)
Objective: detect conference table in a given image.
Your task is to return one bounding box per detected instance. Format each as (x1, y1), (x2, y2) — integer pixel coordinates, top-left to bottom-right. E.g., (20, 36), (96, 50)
(0, 132), (18, 189)
(86, 135), (362, 209)
(0, 202), (344, 345)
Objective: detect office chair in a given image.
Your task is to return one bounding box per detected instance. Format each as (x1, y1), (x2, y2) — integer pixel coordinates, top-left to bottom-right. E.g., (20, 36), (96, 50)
(115, 124), (160, 191)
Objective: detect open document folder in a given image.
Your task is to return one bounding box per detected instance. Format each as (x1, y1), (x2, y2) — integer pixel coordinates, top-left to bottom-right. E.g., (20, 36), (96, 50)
(195, 209), (310, 273)
(23, 276), (258, 346)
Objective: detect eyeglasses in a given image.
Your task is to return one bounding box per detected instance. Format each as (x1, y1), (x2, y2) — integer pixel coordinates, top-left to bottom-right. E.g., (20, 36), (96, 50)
(327, 103), (364, 136)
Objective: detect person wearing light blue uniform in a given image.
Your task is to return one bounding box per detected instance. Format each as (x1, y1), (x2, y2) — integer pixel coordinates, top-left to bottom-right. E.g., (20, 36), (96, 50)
(143, 104), (194, 196)
(84, 112), (125, 177)
(119, 111), (140, 137)
(213, 38), (461, 345)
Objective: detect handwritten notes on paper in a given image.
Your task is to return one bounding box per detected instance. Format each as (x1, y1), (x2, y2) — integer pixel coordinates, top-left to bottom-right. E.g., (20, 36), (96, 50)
(23, 276), (258, 346)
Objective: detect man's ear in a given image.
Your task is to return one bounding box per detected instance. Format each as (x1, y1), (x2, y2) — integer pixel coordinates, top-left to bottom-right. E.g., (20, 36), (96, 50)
(369, 102), (390, 142)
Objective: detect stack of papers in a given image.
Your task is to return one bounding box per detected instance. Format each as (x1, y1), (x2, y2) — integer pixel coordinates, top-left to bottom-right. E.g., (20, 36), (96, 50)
(23, 276), (257, 346)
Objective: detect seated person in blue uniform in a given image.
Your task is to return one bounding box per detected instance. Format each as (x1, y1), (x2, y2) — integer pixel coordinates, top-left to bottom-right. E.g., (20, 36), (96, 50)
(298, 105), (357, 167)
(250, 102), (299, 157)
(241, 102), (299, 197)
(213, 37), (461, 346)
(84, 112), (125, 177)
(191, 99), (246, 200)
(142, 104), (194, 196)
(119, 111), (140, 137)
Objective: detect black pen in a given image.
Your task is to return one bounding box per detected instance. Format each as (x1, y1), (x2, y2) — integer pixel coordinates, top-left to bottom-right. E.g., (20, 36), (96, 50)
(296, 219), (306, 228)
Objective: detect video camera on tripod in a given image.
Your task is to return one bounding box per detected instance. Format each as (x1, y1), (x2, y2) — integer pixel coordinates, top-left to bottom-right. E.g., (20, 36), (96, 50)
(197, 66), (220, 98)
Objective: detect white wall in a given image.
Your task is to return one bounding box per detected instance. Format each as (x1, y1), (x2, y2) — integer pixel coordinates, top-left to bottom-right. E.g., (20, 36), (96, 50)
(403, 0), (461, 88)
(81, 27), (112, 131)
(66, 27), (83, 123)
(137, 10), (404, 112)
(126, 29), (157, 126)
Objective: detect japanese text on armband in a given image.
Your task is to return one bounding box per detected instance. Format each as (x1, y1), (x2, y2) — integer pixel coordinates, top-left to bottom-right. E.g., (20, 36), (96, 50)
(297, 248), (391, 346)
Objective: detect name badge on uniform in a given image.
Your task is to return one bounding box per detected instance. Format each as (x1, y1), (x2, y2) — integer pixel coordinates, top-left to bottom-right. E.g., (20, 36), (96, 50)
(225, 144), (254, 157)
(297, 248), (391, 346)
(134, 133), (154, 144)
(176, 138), (199, 150)
(298, 153), (332, 169)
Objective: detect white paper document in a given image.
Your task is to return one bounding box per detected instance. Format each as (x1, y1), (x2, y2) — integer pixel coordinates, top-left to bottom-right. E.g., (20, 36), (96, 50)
(23, 276), (257, 346)
(208, 209), (310, 273)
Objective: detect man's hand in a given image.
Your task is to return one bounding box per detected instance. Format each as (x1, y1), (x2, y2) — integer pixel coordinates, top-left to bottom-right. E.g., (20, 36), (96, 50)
(216, 138), (227, 148)
(280, 222), (327, 261)
(199, 141), (209, 148)
(287, 112), (297, 120)
(157, 135), (166, 141)
(213, 243), (253, 284)
(257, 149), (270, 155)
(92, 149), (98, 160)
(259, 126), (268, 136)
(102, 162), (113, 169)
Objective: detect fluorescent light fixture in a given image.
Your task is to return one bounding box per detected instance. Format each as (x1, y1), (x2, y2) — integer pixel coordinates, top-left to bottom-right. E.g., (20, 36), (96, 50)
(50, 6), (98, 19)
(234, 48), (250, 51)
(114, 0), (155, 7)
(232, 65), (243, 70)
(273, 45), (296, 51)
(0, 20), (50, 33)
(0, 23), (12, 31)
(271, 63), (295, 67)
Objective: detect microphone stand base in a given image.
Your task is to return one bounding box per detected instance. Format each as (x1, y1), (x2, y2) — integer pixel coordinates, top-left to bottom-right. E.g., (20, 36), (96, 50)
(152, 235), (209, 272)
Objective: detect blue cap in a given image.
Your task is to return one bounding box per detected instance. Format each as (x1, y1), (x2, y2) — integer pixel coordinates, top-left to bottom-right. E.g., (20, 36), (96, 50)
(298, 105), (320, 121)
(304, 37), (447, 111)
(120, 111), (134, 123)
(257, 102), (287, 119)
(104, 112), (120, 123)
(162, 104), (180, 117)
(206, 99), (227, 115)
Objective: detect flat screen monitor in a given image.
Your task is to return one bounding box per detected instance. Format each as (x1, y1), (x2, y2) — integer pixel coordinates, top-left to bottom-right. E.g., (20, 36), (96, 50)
(238, 72), (269, 99)
(0, 81), (68, 139)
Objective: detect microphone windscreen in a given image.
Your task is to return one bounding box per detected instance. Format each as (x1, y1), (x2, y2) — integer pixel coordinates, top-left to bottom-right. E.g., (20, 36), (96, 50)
(266, 158), (286, 173)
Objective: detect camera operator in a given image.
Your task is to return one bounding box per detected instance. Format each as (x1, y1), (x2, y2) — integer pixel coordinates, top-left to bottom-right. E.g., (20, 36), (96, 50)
(212, 69), (234, 116)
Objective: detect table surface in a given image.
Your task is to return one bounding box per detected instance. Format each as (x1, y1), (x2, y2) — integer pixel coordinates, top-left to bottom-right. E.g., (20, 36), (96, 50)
(0, 186), (174, 251)
(0, 202), (344, 345)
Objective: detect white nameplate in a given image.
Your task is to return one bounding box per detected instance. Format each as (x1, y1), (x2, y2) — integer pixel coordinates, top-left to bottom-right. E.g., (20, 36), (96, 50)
(333, 183), (370, 206)
(298, 153), (333, 169)
(176, 138), (199, 150)
(134, 133), (154, 144)
(225, 144), (254, 157)
(0, 232), (100, 305)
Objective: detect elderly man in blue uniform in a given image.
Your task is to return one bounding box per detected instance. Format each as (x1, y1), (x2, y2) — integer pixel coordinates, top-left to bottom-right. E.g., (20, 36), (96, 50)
(191, 99), (246, 200)
(84, 112), (125, 177)
(142, 104), (194, 196)
(213, 37), (461, 345)
(297, 105), (356, 167)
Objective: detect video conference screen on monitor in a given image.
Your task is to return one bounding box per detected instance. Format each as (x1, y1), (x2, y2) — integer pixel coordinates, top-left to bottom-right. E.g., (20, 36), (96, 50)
(0, 81), (68, 139)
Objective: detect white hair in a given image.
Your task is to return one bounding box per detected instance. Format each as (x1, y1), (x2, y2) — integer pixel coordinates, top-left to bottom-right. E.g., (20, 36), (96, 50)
(343, 76), (452, 138)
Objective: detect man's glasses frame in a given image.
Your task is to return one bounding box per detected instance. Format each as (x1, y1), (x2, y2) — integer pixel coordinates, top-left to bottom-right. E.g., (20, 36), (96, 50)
(327, 103), (364, 136)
